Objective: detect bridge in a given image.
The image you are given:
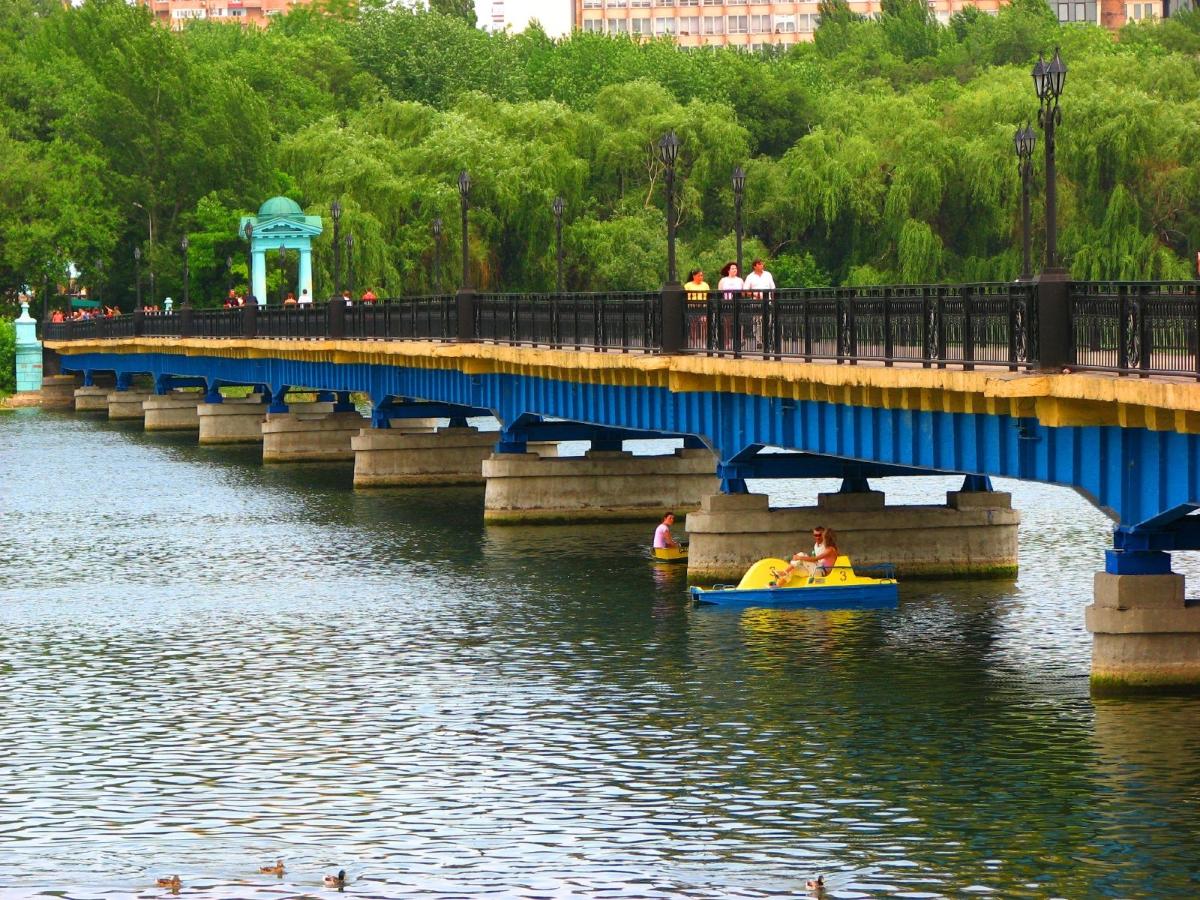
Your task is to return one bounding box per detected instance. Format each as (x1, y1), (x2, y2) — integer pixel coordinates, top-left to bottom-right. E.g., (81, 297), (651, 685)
(38, 281), (1200, 694)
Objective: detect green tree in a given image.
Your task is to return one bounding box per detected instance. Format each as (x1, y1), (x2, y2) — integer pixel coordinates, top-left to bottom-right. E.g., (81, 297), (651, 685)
(428, 0), (476, 26)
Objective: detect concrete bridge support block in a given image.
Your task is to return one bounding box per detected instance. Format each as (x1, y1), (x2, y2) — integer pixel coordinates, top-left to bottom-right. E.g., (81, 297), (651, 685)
(685, 489), (1019, 583)
(482, 447), (719, 524)
(197, 396), (271, 444)
(352, 425), (496, 487)
(1087, 573), (1200, 695)
(107, 390), (152, 420)
(40, 374), (79, 409)
(262, 409), (366, 463)
(73, 385), (112, 412)
(143, 392), (204, 432)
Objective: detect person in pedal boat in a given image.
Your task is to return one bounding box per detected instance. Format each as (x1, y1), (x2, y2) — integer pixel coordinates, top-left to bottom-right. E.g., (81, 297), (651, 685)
(653, 512), (680, 550)
(771, 527), (838, 586)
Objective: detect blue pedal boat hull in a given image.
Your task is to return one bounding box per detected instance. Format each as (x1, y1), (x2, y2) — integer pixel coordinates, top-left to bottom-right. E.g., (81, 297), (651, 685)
(690, 582), (899, 610)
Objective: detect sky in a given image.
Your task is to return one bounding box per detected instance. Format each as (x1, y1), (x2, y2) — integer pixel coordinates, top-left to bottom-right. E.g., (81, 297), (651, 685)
(472, 0), (573, 36)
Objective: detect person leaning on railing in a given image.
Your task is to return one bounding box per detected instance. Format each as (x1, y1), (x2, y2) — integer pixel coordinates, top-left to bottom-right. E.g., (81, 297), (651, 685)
(716, 262), (744, 351)
(684, 269), (709, 347)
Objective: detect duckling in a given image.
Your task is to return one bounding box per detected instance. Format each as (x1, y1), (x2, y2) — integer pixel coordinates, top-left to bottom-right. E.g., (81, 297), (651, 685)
(155, 875), (182, 889)
(323, 869), (346, 887)
(259, 858), (285, 876)
(806, 875), (825, 893)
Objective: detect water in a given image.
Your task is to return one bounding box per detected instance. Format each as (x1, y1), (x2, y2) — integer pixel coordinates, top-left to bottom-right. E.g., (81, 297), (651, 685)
(2, 408), (1199, 899)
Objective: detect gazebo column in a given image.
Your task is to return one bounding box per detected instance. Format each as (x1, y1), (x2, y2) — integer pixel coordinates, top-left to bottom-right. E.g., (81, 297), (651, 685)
(299, 246), (313, 301)
(251, 248), (267, 306)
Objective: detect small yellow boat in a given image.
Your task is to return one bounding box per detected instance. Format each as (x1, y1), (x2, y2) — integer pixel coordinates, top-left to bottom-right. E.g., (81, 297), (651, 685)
(690, 555), (897, 609)
(650, 545), (689, 564)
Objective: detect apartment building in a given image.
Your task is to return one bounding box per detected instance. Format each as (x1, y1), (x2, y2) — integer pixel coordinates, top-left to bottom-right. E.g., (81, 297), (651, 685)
(140, 0), (302, 30)
(572, 0), (1165, 44)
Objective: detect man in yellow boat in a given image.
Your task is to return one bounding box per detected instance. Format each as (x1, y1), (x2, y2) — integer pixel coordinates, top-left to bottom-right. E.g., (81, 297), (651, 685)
(771, 527), (839, 587)
(654, 512), (680, 551)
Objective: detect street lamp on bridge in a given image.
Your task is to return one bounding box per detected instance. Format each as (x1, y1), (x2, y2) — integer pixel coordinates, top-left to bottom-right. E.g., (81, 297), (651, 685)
(180, 236), (189, 308)
(244, 221), (254, 304)
(1014, 123), (1036, 283)
(657, 130), (680, 285)
(432, 217), (443, 294)
(1033, 47), (1067, 275)
(458, 170), (472, 289)
(732, 165), (746, 274)
(552, 195), (565, 293)
(346, 232), (355, 298)
(331, 199), (342, 298)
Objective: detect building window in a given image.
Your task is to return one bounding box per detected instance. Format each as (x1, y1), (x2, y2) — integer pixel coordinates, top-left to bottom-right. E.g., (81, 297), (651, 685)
(703, 14), (724, 33)
(774, 13), (795, 32)
(607, 0), (628, 7)
(582, 17), (604, 31)
(632, 0), (651, 7)
(750, 13), (770, 32)
(655, 15), (676, 33)
(632, 16), (651, 32)
(610, 17), (629, 31)
(654, 0), (675, 6)
(583, 0), (601, 7)
(728, 14), (748, 32)
(1074, 1), (1085, 18)
(679, 14), (699, 32)
(678, 0), (698, 6)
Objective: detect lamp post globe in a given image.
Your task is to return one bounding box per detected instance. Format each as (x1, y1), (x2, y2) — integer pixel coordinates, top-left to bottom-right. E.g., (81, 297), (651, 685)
(1014, 123), (1036, 282)
(656, 130), (681, 284)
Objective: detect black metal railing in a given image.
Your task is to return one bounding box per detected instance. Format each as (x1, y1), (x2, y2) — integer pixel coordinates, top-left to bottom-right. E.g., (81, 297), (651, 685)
(474, 292), (660, 351)
(683, 283), (1036, 370)
(345, 296), (457, 341)
(38, 282), (1200, 380)
(1070, 281), (1200, 378)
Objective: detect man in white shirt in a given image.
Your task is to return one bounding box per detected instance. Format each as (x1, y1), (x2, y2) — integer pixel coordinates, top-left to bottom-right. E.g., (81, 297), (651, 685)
(742, 258), (776, 296)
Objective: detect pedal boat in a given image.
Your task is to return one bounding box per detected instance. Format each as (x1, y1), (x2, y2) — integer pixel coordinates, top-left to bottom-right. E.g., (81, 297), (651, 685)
(650, 544), (689, 564)
(690, 555), (898, 609)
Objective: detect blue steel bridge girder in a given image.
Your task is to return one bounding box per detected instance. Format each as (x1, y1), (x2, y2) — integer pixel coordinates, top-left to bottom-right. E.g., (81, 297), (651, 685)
(58, 352), (1200, 533)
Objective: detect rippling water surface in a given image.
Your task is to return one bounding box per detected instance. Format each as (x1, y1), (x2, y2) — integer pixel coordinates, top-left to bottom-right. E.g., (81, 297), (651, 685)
(2, 408), (1199, 899)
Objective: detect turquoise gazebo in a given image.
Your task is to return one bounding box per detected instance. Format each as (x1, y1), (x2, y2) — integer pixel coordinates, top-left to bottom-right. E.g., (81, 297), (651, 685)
(239, 197), (323, 303)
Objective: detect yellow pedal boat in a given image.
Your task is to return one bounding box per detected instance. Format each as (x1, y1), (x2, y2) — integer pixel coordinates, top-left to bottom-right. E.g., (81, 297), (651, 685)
(690, 555), (898, 609)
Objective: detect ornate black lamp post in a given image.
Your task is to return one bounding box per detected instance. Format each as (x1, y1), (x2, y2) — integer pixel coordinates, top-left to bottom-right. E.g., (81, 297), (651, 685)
(244, 221), (254, 303)
(180, 236), (189, 307)
(1033, 47), (1067, 274)
(134, 246), (142, 309)
(346, 232), (355, 298)
(732, 165), (745, 273)
(458, 170), (472, 289)
(331, 199), (342, 298)
(552, 196), (565, 292)
(1014, 124), (1036, 282)
(432, 217), (443, 294)
(278, 245), (287, 305)
(657, 131), (680, 284)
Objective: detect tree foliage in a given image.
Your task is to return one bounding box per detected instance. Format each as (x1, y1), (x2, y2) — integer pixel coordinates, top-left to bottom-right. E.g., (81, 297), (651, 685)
(1, 0), (1198, 305)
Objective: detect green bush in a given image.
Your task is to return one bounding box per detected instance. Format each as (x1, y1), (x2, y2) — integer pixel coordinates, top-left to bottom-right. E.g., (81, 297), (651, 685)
(0, 318), (15, 394)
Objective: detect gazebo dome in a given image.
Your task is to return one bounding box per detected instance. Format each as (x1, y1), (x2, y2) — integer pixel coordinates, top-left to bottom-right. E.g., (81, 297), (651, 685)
(257, 196), (303, 219)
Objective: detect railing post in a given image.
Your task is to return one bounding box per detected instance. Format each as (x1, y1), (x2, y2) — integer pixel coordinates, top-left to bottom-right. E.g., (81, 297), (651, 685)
(1033, 271), (1071, 370)
(179, 304), (194, 338)
(935, 289), (947, 368)
(243, 302), (257, 339)
(1117, 284), (1129, 371)
(732, 293), (742, 359)
(132, 306), (145, 338)
(1008, 288), (1018, 370)
(961, 284), (974, 371)
(328, 298), (346, 340)
(1139, 283), (1152, 376)
(660, 283), (684, 354)
(921, 289), (932, 368)
(456, 288), (476, 342)
(883, 290), (894, 366)
(836, 295), (847, 363)
(802, 295), (812, 362)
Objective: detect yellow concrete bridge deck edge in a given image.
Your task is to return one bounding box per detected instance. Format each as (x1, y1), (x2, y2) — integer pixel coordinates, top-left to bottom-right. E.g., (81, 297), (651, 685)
(45, 337), (1200, 435)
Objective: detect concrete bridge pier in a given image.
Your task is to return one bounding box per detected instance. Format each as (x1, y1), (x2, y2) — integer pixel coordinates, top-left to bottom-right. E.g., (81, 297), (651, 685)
(261, 389), (356, 462)
(685, 452), (1020, 583)
(142, 376), (209, 431)
(197, 384), (270, 445)
(482, 419), (718, 524)
(72, 370), (115, 411)
(1087, 532), (1200, 694)
(107, 373), (152, 421)
(352, 399), (495, 487)
(40, 373), (80, 409)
